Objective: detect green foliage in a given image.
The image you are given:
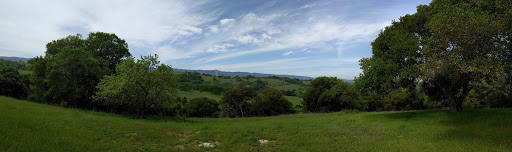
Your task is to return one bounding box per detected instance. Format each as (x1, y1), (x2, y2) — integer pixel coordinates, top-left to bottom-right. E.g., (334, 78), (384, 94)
(0, 59), (27, 70)
(220, 83), (254, 117)
(357, 0), (512, 112)
(178, 72), (204, 84)
(303, 77), (361, 112)
(382, 88), (426, 111)
(250, 88), (294, 116)
(94, 55), (178, 118)
(464, 77), (512, 109)
(28, 32), (131, 109)
(0, 67), (29, 99)
(183, 97), (219, 118)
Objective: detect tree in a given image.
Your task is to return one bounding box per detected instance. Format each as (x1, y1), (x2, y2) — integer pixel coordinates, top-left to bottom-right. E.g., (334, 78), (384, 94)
(354, 9), (429, 111)
(303, 77), (338, 112)
(0, 67), (28, 99)
(94, 55), (178, 118)
(420, 0), (511, 112)
(220, 83), (254, 117)
(303, 77), (360, 112)
(28, 32), (131, 108)
(250, 88), (294, 116)
(357, 0), (512, 112)
(183, 97), (220, 117)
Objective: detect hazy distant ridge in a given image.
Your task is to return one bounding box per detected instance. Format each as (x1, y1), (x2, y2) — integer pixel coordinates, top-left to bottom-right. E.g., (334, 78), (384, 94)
(0, 56), (31, 62)
(174, 68), (355, 83)
(174, 68), (314, 80)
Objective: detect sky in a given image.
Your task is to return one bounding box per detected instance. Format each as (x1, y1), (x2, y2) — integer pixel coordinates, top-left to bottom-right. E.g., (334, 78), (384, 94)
(0, 0), (431, 80)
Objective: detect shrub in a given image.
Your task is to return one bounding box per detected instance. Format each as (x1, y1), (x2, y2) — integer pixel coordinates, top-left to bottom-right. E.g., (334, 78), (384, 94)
(220, 83), (254, 117)
(183, 97), (219, 117)
(382, 88), (425, 111)
(303, 77), (361, 112)
(250, 88), (294, 116)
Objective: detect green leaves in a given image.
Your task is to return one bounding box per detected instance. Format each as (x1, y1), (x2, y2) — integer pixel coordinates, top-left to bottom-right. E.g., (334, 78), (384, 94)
(251, 88), (293, 116)
(94, 54), (178, 118)
(28, 32), (131, 108)
(304, 77), (360, 112)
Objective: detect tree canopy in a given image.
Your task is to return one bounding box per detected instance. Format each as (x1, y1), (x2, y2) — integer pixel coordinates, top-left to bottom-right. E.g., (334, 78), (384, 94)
(94, 55), (178, 118)
(356, 0), (512, 112)
(28, 32), (131, 108)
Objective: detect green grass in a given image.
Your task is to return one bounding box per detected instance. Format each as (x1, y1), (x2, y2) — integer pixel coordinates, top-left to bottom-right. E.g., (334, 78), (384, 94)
(177, 90), (222, 101)
(284, 96), (303, 106)
(2, 96), (511, 151)
(18, 70), (32, 75)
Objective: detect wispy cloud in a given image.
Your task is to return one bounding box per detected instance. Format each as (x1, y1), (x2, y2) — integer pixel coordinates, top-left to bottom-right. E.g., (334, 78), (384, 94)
(282, 51), (294, 56)
(0, 0), (430, 79)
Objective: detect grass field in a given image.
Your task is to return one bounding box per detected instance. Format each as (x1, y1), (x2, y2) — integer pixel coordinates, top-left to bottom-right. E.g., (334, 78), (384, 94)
(1, 96), (511, 151)
(177, 90), (222, 101)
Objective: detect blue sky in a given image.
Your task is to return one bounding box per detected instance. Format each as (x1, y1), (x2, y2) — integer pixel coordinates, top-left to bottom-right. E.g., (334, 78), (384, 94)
(0, 0), (431, 79)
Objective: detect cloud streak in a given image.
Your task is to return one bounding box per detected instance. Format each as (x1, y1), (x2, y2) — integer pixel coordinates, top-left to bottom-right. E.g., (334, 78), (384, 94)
(0, 0), (430, 79)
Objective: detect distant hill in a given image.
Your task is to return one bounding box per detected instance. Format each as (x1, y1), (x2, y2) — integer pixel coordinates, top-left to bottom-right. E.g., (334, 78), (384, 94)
(174, 68), (313, 80)
(174, 68), (355, 83)
(0, 56), (31, 62)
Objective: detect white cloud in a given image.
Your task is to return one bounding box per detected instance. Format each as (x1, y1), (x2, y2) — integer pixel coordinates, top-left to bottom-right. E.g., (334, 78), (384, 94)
(195, 57), (309, 70)
(0, 0), (218, 57)
(298, 2), (328, 10)
(208, 25), (220, 33)
(192, 57), (362, 79)
(156, 45), (193, 61)
(282, 51), (294, 56)
(219, 18), (235, 25)
(206, 43), (235, 53)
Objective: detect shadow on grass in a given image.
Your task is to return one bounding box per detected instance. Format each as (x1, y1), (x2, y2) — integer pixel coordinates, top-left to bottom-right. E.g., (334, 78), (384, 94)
(125, 115), (199, 123)
(369, 109), (512, 149)
(369, 110), (442, 121)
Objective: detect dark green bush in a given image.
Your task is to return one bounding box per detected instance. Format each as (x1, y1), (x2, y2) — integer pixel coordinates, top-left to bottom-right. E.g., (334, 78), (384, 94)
(250, 88), (294, 116)
(183, 97), (219, 118)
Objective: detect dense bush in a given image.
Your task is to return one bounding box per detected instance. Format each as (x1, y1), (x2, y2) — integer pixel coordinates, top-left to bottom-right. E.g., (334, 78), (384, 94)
(220, 83), (254, 117)
(0, 67), (29, 99)
(183, 97), (220, 117)
(178, 72), (204, 84)
(250, 88), (294, 116)
(303, 77), (361, 112)
(94, 55), (178, 118)
(382, 88), (426, 111)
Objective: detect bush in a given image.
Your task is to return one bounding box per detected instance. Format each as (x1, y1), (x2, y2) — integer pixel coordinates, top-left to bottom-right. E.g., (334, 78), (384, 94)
(0, 67), (29, 99)
(303, 77), (361, 112)
(250, 89), (294, 116)
(220, 83), (254, 117)
(183, 97), (220, 117)
(382, 88), (425, 111)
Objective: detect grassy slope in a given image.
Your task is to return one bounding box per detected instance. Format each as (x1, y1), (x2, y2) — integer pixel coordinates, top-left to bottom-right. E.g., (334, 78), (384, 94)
(177, 90), (222, 101)
(179, 74), (308, 105)
(3, 96), (511, 151)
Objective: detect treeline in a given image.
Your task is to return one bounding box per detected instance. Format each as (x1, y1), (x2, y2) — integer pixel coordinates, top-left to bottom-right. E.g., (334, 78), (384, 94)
(0, 59), (27, 70)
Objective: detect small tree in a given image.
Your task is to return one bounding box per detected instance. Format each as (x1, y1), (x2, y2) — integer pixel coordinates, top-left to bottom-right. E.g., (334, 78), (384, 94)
(303, 77), (361, 112)
(94, 54), (177, 118)
(220, 83), (254, 117)
(250, 88), (293, 116)
(183, 97), (220, 117)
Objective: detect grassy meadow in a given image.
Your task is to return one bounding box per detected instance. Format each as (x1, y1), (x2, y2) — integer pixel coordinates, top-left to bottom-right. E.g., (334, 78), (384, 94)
(1, 96), (511, 151)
